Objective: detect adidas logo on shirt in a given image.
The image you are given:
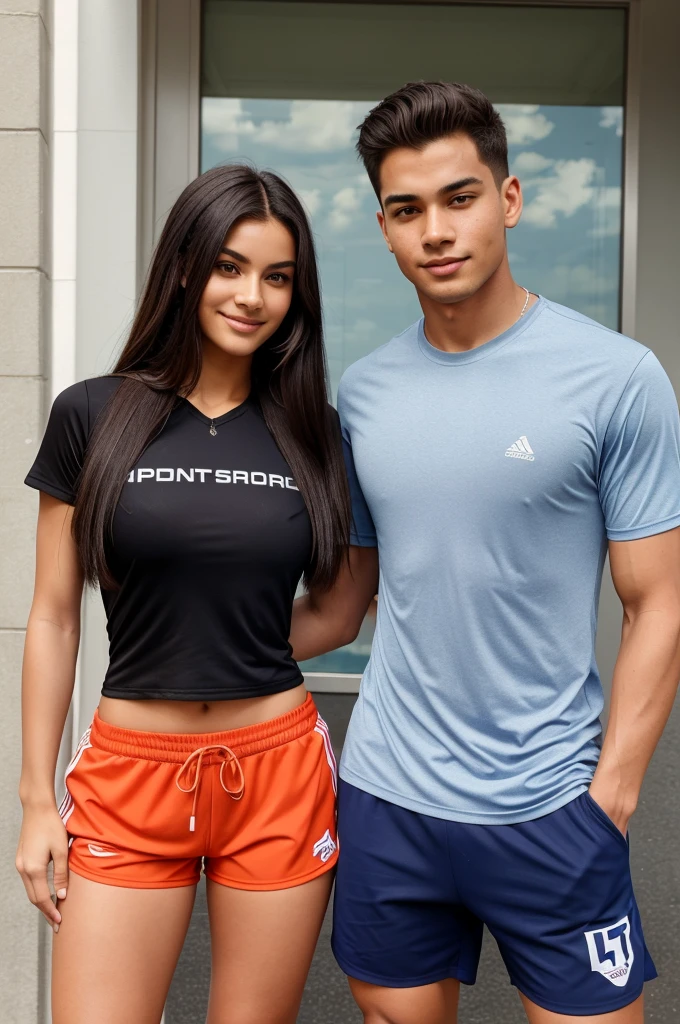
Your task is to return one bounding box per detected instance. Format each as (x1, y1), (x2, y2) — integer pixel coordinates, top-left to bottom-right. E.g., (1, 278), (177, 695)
(505, 436), (535, 462)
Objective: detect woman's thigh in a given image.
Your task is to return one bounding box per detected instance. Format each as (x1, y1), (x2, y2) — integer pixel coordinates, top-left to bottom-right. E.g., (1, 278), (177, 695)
(52, 872), (196, 1024)
(206, 872), (333, 1024)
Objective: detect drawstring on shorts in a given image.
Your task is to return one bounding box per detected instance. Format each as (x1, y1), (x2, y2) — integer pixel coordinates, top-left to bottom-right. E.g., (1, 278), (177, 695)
(176, 745), (245, 832)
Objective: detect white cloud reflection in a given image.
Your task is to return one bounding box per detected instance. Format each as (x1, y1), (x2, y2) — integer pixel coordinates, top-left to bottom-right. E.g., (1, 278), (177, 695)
(522, 158), (598, 228)
(600, 107), (624, 137)
(202, 97), (368, 154)
(495, 105), (555, 146)
(329, 186), (363, 230)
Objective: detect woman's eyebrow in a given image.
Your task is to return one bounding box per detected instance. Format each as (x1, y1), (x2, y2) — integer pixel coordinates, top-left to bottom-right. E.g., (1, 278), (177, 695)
(220, 247), (248, 262)
(219, 248), (295, 271)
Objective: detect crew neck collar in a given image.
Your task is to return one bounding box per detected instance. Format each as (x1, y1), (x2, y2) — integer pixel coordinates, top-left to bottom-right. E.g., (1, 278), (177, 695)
(417, 295), (545, 366)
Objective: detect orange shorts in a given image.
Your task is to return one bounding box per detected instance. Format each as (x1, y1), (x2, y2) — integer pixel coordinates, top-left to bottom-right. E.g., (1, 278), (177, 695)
(58, 693), (338, 890)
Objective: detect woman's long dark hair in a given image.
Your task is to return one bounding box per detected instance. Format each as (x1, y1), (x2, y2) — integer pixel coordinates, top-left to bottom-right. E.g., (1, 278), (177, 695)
(72, 165), (350, 591)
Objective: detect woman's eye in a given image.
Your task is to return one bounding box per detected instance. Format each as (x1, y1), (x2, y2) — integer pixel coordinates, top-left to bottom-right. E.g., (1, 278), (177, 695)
(267, 273), (290, 284)
(216, 262), (237, 274)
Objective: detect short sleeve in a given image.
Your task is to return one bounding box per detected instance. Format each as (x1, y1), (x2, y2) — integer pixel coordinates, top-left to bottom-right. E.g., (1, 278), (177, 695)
(25, 381), (90, 505)
(599, 351), (680, 541)
(341, 423), (377, 547)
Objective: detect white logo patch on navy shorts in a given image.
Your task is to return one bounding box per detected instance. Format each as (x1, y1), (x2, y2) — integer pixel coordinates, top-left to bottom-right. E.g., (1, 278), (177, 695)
(584, 916), (634, 986)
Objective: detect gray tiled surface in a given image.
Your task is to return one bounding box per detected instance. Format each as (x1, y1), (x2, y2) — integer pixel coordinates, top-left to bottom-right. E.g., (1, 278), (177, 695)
(165, 694), (680, 1023)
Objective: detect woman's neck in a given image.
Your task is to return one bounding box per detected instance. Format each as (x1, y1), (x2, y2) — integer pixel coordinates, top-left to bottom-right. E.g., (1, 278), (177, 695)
(185, 345), (253, 419)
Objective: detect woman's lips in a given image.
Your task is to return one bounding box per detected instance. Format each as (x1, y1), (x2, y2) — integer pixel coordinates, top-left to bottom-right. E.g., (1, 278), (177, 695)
(219, 312), (264, 333)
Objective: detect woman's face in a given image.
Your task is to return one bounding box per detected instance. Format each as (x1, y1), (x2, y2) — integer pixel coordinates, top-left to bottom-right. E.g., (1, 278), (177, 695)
(197, 217), (296, 358)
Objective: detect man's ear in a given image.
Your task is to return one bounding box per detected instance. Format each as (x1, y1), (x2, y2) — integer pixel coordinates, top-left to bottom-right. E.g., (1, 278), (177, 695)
(376, 210), (394, 253)
(503, 175), (523, 229)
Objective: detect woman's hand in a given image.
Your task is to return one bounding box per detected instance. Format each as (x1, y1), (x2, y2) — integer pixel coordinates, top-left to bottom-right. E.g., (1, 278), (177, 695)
(16, 803), (69, 931)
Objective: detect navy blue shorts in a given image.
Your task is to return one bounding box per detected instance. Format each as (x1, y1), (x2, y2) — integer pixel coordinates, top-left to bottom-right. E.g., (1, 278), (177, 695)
(332, 781), (656, 1015)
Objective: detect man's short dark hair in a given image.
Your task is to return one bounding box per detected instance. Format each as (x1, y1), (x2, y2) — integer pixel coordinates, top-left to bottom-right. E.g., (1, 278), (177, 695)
(356, 81), (509, 198)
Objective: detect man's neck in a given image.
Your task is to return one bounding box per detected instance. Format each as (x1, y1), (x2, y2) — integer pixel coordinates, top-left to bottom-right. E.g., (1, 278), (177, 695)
(419, 261), (536, 354)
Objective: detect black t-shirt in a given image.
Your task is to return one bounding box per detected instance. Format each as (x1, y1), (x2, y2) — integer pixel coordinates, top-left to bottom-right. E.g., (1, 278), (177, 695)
(25, 376), (313, 701)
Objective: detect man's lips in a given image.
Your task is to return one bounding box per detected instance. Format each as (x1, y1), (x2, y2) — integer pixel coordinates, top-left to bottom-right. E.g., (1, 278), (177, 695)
(218, 312), (265, 333)
(421, 256), (470, 277)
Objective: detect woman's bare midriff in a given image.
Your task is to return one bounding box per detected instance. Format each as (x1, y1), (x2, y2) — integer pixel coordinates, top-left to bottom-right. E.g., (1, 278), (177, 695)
(98, 682), (308, 734)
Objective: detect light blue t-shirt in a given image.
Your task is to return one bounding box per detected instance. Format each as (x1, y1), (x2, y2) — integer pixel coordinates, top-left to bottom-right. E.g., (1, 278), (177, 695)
(337, 297), (680, 824)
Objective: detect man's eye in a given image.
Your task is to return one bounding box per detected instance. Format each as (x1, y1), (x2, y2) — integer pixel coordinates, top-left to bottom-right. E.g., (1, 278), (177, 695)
(395, 207), (419, 217)
(451, 195), (472, 205)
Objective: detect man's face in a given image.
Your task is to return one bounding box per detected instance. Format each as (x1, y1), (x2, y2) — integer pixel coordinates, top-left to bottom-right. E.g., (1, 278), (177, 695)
(376, 133), (522, 306)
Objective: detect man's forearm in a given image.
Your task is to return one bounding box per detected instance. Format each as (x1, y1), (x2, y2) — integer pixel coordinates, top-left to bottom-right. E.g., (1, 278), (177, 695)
(591, 606), (680, 828)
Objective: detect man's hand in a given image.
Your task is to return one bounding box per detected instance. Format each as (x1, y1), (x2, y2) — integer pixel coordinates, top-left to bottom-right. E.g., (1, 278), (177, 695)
(587, 779), (631, 838)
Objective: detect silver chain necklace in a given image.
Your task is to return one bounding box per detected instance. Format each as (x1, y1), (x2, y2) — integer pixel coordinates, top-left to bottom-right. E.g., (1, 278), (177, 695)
(518, 287), (531, 319)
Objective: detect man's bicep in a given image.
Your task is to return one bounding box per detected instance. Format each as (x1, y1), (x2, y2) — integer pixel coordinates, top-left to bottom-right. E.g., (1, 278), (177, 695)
(609, 527), (680, 610)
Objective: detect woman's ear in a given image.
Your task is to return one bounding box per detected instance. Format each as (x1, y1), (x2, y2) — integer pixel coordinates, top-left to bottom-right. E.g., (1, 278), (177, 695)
(180, 275), (187, 288)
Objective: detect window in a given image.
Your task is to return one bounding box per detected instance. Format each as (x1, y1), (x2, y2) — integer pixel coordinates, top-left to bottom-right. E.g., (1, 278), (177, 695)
(201, 0), (627, 677)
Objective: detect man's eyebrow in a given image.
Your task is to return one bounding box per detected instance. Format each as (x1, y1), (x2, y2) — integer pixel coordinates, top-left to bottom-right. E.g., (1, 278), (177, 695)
(438, 177), (484, 195)
(383, 177), (484, 208)
(384, 193), (419, 208)
(219, 249), (296, 271)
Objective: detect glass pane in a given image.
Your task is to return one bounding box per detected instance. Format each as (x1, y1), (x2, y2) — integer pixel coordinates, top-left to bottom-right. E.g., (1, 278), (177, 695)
(201, 1), (626, 676)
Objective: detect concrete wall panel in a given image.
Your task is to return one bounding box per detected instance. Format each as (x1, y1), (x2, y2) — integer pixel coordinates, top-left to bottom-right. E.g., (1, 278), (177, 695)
(0, 0), (45, 14)
(0, 131), (46, 268)
(0, 488), (38, 628)
(0, 629), (43, 1024)
(0, 270), (44, 375)
(0, 13), (45, 130)
(0, 377), (41, 627)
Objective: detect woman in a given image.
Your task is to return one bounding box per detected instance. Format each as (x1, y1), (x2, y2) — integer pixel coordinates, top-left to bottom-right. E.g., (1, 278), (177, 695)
(17, 165), (350, 1024)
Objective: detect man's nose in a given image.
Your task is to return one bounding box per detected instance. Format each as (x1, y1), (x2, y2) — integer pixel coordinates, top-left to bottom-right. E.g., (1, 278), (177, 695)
(421, 207), (455, 248)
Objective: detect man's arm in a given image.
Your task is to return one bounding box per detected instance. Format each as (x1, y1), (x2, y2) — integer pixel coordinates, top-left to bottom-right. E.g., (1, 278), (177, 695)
(290, 546), (379, 663)
(590, 527), (680, 833)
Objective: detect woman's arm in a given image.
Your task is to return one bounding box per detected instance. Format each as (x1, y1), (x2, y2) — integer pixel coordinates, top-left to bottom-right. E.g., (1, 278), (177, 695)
(16, 492), (84, 931)
(290, 545), (379, 662)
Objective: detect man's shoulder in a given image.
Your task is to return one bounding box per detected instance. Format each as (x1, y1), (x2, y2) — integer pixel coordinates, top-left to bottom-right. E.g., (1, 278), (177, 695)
(539, 298), (649, 364)
(338, 319), (422, 398)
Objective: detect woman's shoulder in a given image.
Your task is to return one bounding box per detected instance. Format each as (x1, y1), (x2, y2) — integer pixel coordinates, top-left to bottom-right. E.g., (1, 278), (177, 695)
(51, 375), (124, 431)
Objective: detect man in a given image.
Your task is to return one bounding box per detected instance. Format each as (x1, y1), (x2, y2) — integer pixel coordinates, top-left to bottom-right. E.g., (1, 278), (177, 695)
(291, 81), (680, 1023)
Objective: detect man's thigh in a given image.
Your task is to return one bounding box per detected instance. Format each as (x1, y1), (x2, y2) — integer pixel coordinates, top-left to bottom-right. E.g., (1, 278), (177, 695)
(350, 977), (460, 1024)
(521, 991), (644, 1024)
(332, 781), (483, 990)
(458, 793), (655, 1016)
